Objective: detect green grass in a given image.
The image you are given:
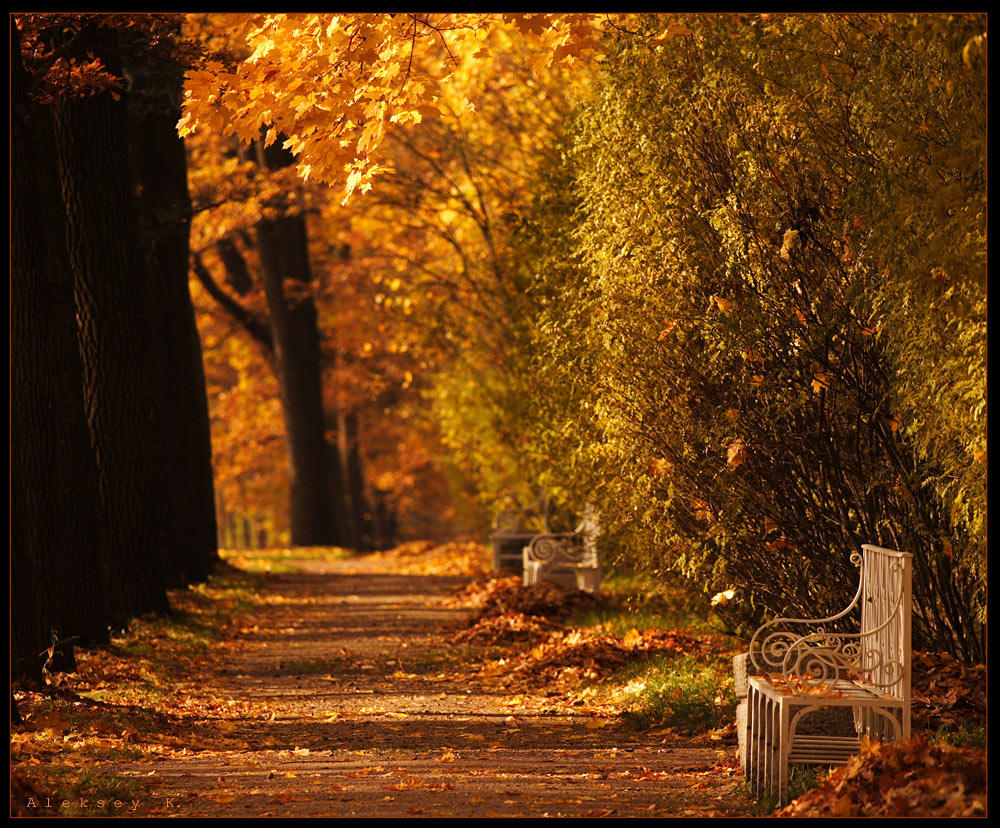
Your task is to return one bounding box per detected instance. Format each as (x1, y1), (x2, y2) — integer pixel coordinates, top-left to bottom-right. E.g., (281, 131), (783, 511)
(930, 722), (986, 751)
(569, 570), (718, 635)
(220, 546), (356, 574)
(58, 770), (145, 817)
(76, 567), (262, 709)
(617, 653), (736, 734)
(737, 764), (829, 815)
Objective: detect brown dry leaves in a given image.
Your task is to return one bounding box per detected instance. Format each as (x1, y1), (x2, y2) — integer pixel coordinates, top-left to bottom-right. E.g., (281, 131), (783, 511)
(910, 650), (986, 729)
(778, 737), (986, 818)
(446, 576), (724, 689)
(447, 575), (603, 621)
(364, 540), (492, 577)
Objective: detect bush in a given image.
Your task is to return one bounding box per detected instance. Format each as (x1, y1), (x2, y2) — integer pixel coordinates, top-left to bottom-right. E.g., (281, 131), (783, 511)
(516, 13), (985, 661)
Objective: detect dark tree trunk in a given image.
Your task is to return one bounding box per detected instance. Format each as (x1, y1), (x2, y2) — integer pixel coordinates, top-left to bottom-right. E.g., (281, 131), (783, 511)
(122, 22), (219, 585)
(256, 211), (341, 546)
(340, 411), (373, 550)
(11, 18), (110, 680)
(253, 140), (343, 546)
(52, 22), (170, 620)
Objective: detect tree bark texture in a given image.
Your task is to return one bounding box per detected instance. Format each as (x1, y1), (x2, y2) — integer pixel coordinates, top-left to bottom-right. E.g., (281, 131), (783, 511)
(253, 139), (343, 546)
(340, 411), (373, 550)
(11, 19), (110, 679)
(123, 25), (219, 584)
(52, 23), (171, 620)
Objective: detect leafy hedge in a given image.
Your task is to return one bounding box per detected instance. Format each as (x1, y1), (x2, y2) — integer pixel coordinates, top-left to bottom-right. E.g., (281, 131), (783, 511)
(428, 14), (986, 661)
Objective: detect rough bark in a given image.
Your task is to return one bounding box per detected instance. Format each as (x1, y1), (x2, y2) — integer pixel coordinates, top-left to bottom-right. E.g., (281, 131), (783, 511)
(122, 23), (219, 584)
(11, 18), (110, 680)
(256, 211), (342, 546)
(340, 411), (373, 550)
(52, 22), (170, 620)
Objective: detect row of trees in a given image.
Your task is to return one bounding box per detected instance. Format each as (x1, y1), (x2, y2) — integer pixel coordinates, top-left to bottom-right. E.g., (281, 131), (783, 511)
(13, 14), (577, 684)
(318, 15), (983, 659)
(12, 15), (218, 680)
(182, 15), (599, 547)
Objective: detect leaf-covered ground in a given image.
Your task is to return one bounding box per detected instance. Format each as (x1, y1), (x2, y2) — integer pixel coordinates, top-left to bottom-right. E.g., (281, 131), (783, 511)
(11, 542), (986, 818)
(11, 544), (748, 818)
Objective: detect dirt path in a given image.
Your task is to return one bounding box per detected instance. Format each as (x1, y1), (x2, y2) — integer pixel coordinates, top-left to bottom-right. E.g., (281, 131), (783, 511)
(105, 555), (751, 818)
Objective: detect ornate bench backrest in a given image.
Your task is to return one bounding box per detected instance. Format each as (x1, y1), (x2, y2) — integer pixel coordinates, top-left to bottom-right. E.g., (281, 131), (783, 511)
(747, 544), (911, 700)
(858, 544), (912, 702)
(526, 534), (586, 567)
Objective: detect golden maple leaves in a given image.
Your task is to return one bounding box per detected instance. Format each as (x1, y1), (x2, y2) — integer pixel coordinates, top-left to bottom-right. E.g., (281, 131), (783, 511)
(180, 14), (606, 199)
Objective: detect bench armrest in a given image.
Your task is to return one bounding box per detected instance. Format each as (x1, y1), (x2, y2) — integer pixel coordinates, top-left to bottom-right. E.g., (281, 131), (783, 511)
(748, 553), (864, 678)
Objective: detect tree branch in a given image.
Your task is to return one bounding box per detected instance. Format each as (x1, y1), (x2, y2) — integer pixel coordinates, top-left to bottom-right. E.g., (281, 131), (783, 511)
(191, 251), (273, 352)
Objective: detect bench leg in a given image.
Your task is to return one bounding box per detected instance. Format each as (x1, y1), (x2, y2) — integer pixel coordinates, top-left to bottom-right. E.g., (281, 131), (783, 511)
(777, 700), (790, 805)
(746, 685), (759, 793)
(766, 696), (779, 797)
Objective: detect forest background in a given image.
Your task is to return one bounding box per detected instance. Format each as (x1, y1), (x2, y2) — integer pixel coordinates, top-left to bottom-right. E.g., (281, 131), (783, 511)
(12, 12), (986, 685)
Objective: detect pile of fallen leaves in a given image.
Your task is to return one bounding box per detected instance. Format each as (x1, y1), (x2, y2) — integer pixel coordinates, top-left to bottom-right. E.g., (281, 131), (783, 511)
(911, 650), (986, 730)
(452, 576), (604, 622)
(488, 627), (713, 685)
(777, 736), (986, 818)
(366, 540), (492, 577)
(450, 611), (563, 645)
(446, 577), (607, 647)
(442, 574), (523, 610)
(448, 578), (732, 686)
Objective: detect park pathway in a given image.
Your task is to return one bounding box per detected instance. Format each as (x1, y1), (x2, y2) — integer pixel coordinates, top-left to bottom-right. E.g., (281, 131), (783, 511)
(109, 553), (750, 818)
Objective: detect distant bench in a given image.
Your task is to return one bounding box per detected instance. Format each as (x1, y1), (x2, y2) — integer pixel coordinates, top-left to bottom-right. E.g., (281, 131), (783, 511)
(522, 508), (601, 594)
(489, 505), (602, 593)
(488, 508), (539, 573)
(735, 544), (913, 804)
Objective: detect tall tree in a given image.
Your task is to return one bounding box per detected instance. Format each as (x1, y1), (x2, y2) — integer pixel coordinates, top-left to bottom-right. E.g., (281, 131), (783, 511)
(253, 139), (345, 546)
(11, 17), (110, 680)
(46, 17), (173, 619)
(121, 17), (219, 583)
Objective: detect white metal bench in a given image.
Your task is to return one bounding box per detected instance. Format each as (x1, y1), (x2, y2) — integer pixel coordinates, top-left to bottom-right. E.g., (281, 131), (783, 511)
(522, 506), (601, 593)
(488, 508), (539, 572)
(740, 544), (912, 804)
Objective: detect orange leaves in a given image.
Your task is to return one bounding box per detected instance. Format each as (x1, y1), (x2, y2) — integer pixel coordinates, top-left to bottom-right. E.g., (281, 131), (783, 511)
(765, 535), (796, 553)
(911, 650), (985, 728)
(181, 13), (604, 195)
(726, 437), (746, 468)
(691, 499), (715, 524)
(38, 56), (123, 104)
(811, 371), (831, 393)
(779, 227), (800, 260)
(778, 737), (985, 818)
(710, 589), (735, 607)
(710, 294), (733, 313)
(649, 23), (694, 46)
(364, 540), (492, 577)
